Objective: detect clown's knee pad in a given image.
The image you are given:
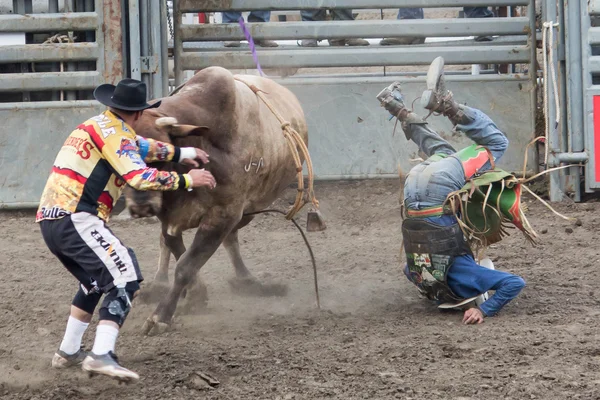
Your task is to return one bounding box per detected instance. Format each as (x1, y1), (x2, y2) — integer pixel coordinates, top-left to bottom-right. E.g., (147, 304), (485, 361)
(98, 281), (140, 327)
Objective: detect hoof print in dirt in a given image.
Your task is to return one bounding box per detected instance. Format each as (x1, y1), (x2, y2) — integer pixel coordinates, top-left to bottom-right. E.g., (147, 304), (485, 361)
(137, 281), (171, 304)
(228, 277), (289, 297)
(142, 316), (171, 336)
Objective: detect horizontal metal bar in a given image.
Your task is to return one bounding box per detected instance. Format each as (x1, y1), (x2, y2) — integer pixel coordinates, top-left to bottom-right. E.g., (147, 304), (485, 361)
(589, 27), (600, 45)
(0, 202), (39, 210)
(314, 173), (399, 180)
(590, 56), (600, 74)
(0, 12), (99, 32)
(181, 0), (530, 12)
(275, 73), (531, 86)
(0, 43), (99, 63)
(0, 71), (101, 92)
(180, 45), (531, 70)
(590, 0), (600, 15)
(555, 152), (588, 163)
(181, 18), (529, 41)
(0, 100), (99, 111)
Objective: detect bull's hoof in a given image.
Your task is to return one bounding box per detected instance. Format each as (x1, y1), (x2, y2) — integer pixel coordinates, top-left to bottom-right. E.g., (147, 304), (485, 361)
(142, 315), (171, 336)
(137, 281), (171, 304)
(228, 277), (289, 297)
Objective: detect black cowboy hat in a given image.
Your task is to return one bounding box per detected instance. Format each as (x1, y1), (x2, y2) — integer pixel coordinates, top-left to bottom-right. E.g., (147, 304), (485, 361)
(93, 78), (161, 111)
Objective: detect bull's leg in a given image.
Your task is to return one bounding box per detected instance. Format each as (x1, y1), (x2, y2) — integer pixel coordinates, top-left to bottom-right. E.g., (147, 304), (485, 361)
(142, 214), (238, 335)
(224, 218), (289, 298)
(224, 216), (254, 278)
(155, 233), (171, 283)
(158, 230), (187, 278)
(139, 225), (188, 304)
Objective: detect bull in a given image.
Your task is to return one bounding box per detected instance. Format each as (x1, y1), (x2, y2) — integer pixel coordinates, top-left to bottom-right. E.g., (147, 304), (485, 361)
(123, 67), (320, 334)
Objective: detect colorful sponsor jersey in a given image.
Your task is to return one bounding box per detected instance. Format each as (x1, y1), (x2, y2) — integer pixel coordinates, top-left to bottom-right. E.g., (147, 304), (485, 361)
(36, 110), (190, 222)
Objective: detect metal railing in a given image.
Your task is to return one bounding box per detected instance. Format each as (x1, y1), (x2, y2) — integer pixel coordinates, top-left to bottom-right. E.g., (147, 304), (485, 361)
(169, 0), (538, 181)
(173, 0), (536, 85)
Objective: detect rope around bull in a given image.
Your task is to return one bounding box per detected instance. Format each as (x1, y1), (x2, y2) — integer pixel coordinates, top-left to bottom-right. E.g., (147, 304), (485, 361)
(233, 76), (320, 221)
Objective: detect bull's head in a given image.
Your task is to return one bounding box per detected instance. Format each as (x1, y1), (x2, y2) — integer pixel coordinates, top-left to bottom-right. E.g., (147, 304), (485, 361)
(123, 110), (209, 219)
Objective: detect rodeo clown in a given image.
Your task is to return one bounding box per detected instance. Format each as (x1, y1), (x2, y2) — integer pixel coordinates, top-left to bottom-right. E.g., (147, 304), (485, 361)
(377, 57), (528, 324)
(36, 79), (216, 381)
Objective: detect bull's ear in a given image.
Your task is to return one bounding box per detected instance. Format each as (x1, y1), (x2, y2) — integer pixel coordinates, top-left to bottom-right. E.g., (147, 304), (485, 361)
(155, 117), (209, 137)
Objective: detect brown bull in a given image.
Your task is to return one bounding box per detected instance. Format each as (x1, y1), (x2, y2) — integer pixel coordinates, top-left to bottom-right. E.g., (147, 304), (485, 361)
(124, 67), (313, 334)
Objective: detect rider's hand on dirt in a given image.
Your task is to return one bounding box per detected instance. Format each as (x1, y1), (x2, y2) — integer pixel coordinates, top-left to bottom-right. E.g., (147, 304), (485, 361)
(189, 169), (216, 190)
(462, 308), (484, 325)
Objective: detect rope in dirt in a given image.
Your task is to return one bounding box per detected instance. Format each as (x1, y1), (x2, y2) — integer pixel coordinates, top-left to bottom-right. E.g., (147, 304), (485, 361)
(234, 76), (320, 220)
(243, 209), (321, 309)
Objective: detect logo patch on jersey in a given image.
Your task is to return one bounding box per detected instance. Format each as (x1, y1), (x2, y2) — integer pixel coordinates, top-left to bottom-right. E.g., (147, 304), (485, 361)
(154, 142), (170, 161)
(116, 138), (144, 166)
(141, 169), (158, 182)
(36, 206), (70, 220)
(157, 174), (175, 186)
(63, 136), (93, 159)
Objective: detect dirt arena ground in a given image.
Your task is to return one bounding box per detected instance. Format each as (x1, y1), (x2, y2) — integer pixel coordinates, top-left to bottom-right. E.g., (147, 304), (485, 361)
(1, 179), (599, 400)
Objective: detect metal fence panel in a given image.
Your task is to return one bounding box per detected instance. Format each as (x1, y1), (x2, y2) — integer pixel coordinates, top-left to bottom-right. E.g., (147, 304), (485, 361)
(0, 0), (123, 208)
(0, 102), (105, 209)
(281, 76), (535, 178)
(171, 0), (537, 182)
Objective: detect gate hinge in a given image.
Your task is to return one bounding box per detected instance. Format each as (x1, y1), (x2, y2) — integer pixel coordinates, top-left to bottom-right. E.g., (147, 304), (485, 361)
(140, 55), (159, 74)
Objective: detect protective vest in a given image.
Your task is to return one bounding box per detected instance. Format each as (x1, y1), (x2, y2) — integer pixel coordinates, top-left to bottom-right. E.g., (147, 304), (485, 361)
(403, 218), (472, 303)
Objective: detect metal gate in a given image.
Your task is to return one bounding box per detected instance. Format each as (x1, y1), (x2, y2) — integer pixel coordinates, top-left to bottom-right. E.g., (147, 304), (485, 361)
(540, 0), (600, 201)
(172, 0), (537, 180)
(0, 0), (122, 208)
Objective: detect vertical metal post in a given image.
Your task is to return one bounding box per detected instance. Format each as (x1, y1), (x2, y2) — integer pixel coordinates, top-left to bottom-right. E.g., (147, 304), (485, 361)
(100, 0), (124, 85)
(160, 0), (169, 96)
(543, 0), (562, 201)
(64, 0), (76, 100)
(48, 0), (58, 12)
(129, 0), (142, 80)
(150, 0), (164, 98)
(565, 0), (584, 201)
(49, 0), (60, 101)
(528, 0), (539, 175)
(121, 0), (129, 78)
(174, 0), (183, 86)
(13, 0), (32, 102)
(557, 0), (567, 155)
(140, 0), (151, 93)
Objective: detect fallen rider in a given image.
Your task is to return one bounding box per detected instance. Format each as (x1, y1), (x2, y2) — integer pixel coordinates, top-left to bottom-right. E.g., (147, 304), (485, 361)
(377, 57), (528, 324)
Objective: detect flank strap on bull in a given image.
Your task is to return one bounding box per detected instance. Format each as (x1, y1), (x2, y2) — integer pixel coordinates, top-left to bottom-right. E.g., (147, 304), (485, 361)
(233, 76), (320, 221)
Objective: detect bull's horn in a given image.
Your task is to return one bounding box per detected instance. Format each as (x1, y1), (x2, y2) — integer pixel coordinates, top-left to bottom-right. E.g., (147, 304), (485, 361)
(155, 117), (209, 137)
